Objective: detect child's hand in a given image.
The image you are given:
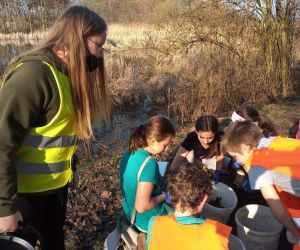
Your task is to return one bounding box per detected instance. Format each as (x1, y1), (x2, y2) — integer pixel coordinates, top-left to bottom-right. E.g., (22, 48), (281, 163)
(286, 230), (300, 245)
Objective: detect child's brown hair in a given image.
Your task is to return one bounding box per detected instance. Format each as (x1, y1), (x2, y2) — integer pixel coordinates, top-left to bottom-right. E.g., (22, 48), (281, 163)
(165, 162), (212, 212)
(221, 121), (262, 154)
(235, 105), (278, 136)
(129, 115), (175, 153)
(195, 115), (221, 158)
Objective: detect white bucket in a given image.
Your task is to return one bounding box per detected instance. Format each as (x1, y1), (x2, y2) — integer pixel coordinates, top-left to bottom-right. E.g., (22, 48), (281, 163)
(186, 150), (194, 163)
(235, 204), (283, 250)
(228, 234), (246, 250)
(201, 182), (238, 224)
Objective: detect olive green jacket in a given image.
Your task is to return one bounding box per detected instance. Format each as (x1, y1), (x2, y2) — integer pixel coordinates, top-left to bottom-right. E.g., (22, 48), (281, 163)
(0, 49), (68, 216)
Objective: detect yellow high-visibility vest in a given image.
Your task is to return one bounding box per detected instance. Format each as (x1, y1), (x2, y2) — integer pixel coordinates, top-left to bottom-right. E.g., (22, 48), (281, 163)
(15, 61), (78, 193)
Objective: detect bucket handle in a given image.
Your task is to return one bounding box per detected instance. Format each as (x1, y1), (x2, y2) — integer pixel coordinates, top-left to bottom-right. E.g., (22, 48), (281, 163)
(0, 221), (43, 249)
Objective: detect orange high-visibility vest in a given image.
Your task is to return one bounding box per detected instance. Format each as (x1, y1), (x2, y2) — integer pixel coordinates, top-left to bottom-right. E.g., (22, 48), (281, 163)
(148, 215), (231, 250)
(245, 137), (300, 217)
(245, 136), (300, 250)
(275, 187), (300, 223)
(245, 136), (300, 179)
(275, 187), (300, 250)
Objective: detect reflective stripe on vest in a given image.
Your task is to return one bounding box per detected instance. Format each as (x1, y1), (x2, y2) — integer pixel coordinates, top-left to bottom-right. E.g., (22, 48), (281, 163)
(15, 61), (77, 193)
(16, 161), (69, 174)
(21, 134), (76, 148)
(148, 215), (231, 250)
(246, 136), (300, 180)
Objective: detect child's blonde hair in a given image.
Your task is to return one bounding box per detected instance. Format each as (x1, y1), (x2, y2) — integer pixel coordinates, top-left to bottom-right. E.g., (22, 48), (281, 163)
(221, 121), (262, 154)
(2, 5), (111, 140)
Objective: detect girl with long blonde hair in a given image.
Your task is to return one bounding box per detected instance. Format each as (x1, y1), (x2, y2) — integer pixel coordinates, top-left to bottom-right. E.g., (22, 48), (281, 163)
(0, 5), (110, 249)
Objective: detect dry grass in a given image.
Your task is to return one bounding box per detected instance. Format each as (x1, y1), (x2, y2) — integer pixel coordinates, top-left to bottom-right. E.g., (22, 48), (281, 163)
(262, 96), (300, 136)
(106, 23), (155, 48)
(1, 23), (300, 126)
(0, 31), (47, 45)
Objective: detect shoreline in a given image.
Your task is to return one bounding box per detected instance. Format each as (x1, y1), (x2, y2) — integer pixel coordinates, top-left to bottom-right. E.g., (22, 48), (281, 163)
(0, 32), (47, 45)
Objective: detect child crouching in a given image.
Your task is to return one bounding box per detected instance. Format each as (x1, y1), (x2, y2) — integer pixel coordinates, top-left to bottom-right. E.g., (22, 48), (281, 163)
(146, 162), (232, 250)
(221, 121), (300, 249)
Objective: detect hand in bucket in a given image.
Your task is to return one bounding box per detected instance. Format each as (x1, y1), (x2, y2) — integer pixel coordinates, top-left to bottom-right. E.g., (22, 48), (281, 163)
(0, 211), (23, 233)
(286, 230), (300, 246)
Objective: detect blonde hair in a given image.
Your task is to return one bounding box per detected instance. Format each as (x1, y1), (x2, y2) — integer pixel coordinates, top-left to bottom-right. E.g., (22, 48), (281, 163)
(221, 121), (262, 154)
(2, 5), (111, 140)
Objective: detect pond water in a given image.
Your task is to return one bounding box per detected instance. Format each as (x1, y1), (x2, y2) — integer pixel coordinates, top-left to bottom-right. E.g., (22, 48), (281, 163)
(94, 107), (175, 149)
(0, 43), (33, 73)
(0, 43), (176, 148)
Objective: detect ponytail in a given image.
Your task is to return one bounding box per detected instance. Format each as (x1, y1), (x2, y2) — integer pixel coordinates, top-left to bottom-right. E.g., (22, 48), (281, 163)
(258, 115), (278, 137)
(129, 116), (175, 153)
(234, 105), (278, 137)
(129, 125), (147, 152)
(234, 105), (260, 123)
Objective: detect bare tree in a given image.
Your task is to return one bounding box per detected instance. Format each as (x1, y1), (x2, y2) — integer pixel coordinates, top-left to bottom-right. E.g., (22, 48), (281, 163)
(142, 0), (300, 121)
(0, 0), (69, 33)
(225, 0), (299, 97)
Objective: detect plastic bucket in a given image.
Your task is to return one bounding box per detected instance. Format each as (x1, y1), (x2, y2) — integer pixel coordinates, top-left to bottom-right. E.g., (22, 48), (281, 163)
(228, 234), (246, 250)
(186, 150), (194, 163)
(0, 235), (35, 250)
(0, 222), (40, 250)
(201, 182), (238, 224)
(235, 204), (283, 250)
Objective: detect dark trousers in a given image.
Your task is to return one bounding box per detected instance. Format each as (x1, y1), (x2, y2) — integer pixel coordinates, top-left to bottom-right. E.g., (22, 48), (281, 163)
(16, 184), (68, 250)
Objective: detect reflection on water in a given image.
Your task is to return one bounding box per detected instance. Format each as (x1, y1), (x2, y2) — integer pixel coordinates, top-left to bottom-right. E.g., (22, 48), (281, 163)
(94, 108), (175, 149)
(0, 43), (33, 74)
